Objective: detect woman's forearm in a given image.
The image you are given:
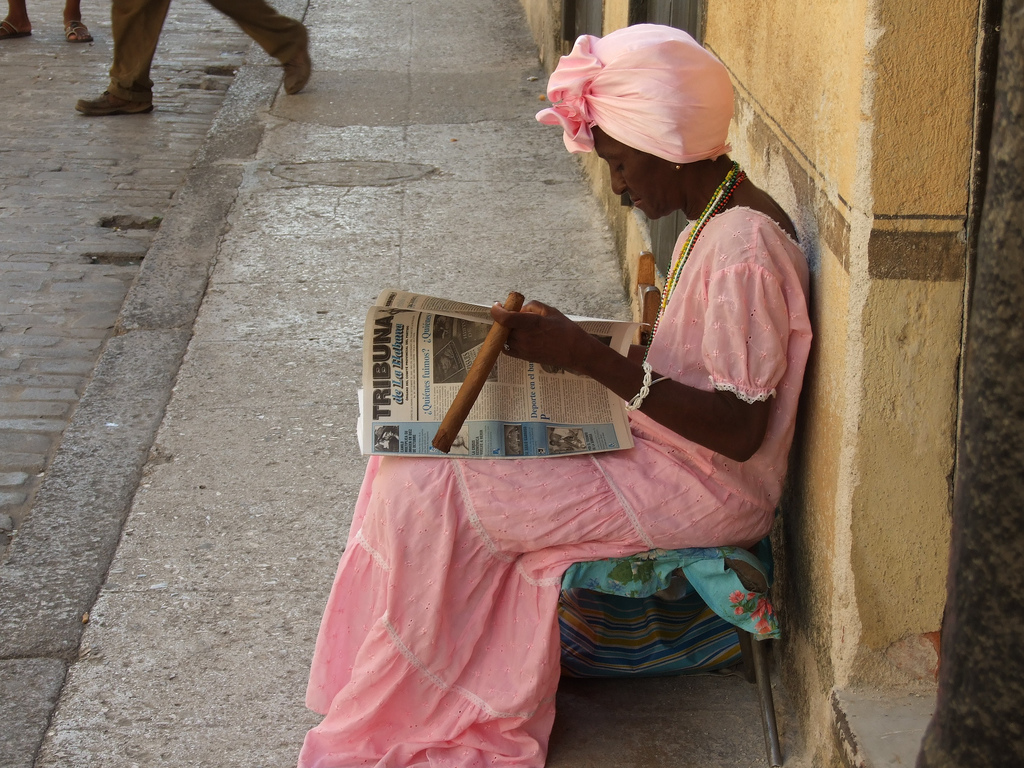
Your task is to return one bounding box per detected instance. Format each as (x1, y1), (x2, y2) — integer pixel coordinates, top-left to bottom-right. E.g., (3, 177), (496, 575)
(492, 301), (770, 461)
(577, 336), (770, 461)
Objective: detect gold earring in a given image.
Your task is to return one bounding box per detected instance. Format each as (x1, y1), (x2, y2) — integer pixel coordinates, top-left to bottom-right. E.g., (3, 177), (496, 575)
(675, 165), (682, 171)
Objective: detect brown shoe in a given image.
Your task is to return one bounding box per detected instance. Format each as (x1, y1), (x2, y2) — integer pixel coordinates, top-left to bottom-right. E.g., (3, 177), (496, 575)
(282, 44), (311, 95)
(75, 91), (153, 116)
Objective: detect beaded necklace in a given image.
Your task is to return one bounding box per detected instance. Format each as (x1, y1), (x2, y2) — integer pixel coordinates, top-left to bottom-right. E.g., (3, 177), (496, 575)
(644, 161), (746, 360)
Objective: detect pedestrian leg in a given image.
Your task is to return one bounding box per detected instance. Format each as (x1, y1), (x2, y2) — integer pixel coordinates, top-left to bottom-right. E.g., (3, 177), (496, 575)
(108, 0), (172, 102)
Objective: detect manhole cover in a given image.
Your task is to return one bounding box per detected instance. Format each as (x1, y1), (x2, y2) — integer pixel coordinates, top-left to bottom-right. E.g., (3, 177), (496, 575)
(272, 161), (437, 187)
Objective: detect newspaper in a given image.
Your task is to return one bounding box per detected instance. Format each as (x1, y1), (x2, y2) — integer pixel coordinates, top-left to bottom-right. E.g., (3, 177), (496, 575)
(358, 290), (638, 458)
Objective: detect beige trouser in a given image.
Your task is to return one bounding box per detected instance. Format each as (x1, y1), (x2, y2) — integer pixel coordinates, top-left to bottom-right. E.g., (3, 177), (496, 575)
(108, 0), (307, 102)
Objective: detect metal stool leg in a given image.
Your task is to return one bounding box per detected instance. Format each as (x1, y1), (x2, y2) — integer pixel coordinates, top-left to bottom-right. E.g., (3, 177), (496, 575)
(737, 628), (757, 683)
(748, 633), (783, 767)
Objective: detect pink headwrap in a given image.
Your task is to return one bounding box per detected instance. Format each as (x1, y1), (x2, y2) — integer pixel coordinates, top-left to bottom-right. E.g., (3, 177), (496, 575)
(536, 24), (734, 164)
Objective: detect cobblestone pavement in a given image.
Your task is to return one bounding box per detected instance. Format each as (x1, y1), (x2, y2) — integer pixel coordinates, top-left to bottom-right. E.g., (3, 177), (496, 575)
(0, 0), (252, 557)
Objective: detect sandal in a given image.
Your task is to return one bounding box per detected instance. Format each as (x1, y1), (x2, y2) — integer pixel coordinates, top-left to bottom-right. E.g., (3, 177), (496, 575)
(0, 19), (32, 39)
(64, 20), (92, 43)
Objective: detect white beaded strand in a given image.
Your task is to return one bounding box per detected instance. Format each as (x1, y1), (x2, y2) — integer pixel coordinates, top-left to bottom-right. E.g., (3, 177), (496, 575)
(625, 361), (670, 411)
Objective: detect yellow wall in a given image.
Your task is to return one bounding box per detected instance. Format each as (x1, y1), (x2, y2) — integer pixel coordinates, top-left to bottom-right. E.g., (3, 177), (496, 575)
(518, 0), (977, 762)
(872, 3), (978, 216)
(711, 1), (971, 758)
(603, 0), (628, 33)
(522, 0), (566, 68)
(710, 0), (969, 683)
(853, 281), (960, 654)
(708, 1), (871, 205)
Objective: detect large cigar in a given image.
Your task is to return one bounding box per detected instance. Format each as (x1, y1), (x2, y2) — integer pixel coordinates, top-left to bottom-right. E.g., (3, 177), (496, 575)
(432, 291), (525, 453)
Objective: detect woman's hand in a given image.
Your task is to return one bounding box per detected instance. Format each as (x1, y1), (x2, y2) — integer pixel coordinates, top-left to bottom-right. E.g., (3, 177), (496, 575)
(490, 300), (600, 374)
(490, 298), (770, 462)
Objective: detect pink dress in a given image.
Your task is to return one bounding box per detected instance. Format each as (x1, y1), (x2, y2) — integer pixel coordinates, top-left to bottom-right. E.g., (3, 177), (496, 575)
(299, 208), (811, 768)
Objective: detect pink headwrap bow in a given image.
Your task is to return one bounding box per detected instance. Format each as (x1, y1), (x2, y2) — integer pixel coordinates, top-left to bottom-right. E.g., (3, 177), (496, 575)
(536, 24), (734, 164)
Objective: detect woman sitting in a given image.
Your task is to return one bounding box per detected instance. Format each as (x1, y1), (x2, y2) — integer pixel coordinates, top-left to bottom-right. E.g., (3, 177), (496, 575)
(299, 23), (811, 768)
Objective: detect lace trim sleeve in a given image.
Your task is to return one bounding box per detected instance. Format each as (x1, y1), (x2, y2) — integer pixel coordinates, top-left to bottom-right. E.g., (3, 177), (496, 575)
(711, 378), (777, 404)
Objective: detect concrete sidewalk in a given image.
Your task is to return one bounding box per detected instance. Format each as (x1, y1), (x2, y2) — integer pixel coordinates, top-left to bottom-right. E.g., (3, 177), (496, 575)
(2, 0), (797, 765)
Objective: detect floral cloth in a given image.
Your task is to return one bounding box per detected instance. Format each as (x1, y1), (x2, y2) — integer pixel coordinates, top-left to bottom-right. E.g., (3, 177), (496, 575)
(560, 539), (780, 639)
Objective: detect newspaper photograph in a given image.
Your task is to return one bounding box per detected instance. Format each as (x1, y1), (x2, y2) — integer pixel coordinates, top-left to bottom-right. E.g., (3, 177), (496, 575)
(358, 290), (639, 458)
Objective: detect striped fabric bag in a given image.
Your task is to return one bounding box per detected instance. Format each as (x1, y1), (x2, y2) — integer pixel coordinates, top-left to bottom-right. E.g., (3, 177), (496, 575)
(558, 585), (741, 677)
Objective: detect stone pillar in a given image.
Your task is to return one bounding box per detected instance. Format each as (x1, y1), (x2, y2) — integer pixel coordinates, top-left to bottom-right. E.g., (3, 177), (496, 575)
(917, 2), (1024, 765)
